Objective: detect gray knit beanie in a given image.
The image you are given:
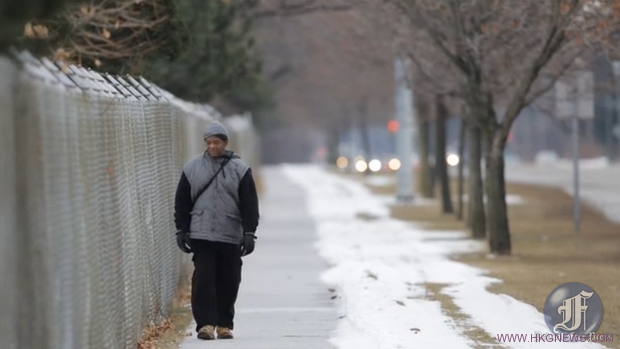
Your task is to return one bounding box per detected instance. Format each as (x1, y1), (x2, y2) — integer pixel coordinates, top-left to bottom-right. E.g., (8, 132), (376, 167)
(202, 120), (229, 141)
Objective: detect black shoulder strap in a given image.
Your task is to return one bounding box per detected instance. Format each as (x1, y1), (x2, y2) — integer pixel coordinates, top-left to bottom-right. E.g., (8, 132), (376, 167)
(192, 154), (232, 205)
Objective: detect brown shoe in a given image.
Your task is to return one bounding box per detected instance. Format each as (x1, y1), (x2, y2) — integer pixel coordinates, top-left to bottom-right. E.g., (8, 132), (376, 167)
(216, 326), (234, 339)
(197, 325), (215, 340)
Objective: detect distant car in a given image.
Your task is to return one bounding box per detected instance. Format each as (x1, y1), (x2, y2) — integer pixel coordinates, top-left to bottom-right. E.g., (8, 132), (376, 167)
(336, 154), (402, 173)
(337, 151), (465, 173)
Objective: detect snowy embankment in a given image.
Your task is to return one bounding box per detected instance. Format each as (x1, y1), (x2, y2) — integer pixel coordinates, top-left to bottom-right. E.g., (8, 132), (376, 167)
(281, 164), (607, 349)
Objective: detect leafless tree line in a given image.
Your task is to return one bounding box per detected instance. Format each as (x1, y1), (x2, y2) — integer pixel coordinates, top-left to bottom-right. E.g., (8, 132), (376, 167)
(251, 0), (620, 255)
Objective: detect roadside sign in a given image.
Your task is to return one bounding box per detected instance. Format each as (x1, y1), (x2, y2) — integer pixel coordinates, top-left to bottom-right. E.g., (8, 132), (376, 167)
(554, 71), (594, 120)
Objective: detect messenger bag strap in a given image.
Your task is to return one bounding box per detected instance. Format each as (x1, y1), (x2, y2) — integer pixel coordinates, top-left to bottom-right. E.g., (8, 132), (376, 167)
(192, 153), (232, 205)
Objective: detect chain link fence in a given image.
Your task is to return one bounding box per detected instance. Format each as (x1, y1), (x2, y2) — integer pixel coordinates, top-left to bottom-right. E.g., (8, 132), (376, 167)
(0, 51), (260, 349)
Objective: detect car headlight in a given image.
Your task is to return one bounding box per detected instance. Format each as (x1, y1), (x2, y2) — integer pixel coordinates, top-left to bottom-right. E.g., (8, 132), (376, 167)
(446, 154), (460, 166)
(388, 158), (401, 170)
(355, 160), (368, 172)
(336, 156), (349, 169)
(368, 159), (381, 172)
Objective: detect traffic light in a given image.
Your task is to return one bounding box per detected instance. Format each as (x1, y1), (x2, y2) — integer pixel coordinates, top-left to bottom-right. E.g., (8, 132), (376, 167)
(388, 119), (400, 133)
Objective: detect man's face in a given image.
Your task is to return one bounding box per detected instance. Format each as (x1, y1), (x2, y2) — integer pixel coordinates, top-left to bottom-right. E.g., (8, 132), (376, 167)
(205, 136), (228, 158)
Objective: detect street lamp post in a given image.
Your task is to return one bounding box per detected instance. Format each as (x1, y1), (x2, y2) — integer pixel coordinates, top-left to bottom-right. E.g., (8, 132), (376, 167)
(394, 58), (414, 203)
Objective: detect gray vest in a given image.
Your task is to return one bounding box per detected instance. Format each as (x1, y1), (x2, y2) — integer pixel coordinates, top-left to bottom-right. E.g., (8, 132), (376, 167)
(183, 151), (249, 244)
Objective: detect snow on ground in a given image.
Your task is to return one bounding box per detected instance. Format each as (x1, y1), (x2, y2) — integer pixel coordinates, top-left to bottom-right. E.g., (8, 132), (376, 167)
(460, 193), (526, 205)
(553, 156), (611, 170)
(281, 164), (607, 349)
(363, 173), (526, 205)
(505, 162), (620, 224)
(363, 174), (396, 187)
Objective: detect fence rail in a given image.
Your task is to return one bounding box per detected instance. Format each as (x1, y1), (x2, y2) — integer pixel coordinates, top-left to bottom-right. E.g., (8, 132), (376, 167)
(0, 51), (259, 349)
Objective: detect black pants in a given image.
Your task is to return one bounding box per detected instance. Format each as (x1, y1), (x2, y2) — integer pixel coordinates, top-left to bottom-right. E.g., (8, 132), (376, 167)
(190, 239), (242, 332)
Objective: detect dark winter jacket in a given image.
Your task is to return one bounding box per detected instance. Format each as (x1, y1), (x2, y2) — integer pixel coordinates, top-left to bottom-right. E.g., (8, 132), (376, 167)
(174, 150), (259, 245)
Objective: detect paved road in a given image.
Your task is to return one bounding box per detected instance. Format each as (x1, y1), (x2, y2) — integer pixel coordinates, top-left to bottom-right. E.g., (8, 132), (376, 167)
(180, 166), (336, 349)
(505, 162), (620, 223)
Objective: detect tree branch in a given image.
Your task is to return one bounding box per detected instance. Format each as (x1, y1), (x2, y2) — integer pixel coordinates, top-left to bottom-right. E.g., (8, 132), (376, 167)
(523, 47), (585, 107)
(251, 0), (352, 18)
(447, 0), (479, 79)
(528, 104), (572, 134)
(392, 0), (470, 74)
(407, 51), (458, 96)
(498, 0), (575, 139)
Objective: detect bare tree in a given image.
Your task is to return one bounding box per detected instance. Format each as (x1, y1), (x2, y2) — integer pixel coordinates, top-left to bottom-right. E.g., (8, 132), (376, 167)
(411, 89), (436, 198)
(386, 0), (620, 254)
(434, 94), (455, 213)
(456, 113), (466, 221)
(463, 105), (486, 238)
(357, 0), (451, 201)
(251, 4), (395, 163)
(24, 0), (182, 71)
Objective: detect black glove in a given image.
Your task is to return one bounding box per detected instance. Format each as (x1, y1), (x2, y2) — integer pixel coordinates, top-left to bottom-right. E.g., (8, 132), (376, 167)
(176, 230), (192, 254)
(240, 232), (256, 256)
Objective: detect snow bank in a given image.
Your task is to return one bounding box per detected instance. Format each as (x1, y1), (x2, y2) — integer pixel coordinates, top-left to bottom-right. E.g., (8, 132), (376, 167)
(364, 174), (395, 187)
(281, 164), (606, 349)
(460, 194), (526, 205)
(556, 157), (610, 170)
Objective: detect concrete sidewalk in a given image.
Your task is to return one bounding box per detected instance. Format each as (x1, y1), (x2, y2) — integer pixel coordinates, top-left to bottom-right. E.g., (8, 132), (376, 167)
(505, 162), (620, 223)
(180, 166), (336, 349)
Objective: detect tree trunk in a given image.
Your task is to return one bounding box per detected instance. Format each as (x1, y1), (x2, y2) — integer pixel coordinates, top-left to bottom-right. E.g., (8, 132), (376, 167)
(467, 123), (486, 239)
(359, 100), (372, 160)
(358, 100), (371, 175)
(418, 118), (434, 198)
(456, 118), (466, 220)
(342, 107), (354, 173)
(327, 127), (340, 166)
(485, 132), (511, 254)
(435, 95), (454, 214)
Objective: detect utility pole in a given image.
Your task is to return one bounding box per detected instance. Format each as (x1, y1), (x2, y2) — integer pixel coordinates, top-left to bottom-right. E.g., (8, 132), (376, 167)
(613, 62), (620, 158)
(394, 57), (414, 203)
(572, 112), (581, 233)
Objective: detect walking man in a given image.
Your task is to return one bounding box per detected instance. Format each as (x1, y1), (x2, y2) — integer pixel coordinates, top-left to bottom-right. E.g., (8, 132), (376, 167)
(174, 120), (259, 340)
